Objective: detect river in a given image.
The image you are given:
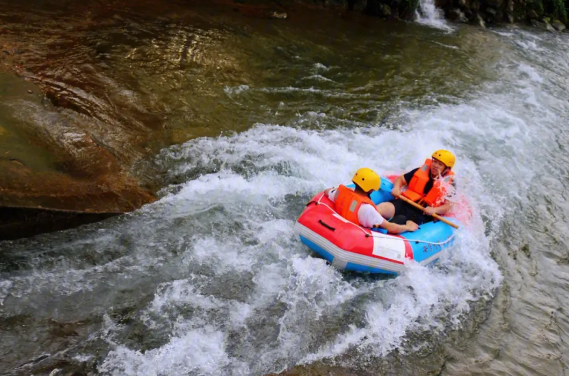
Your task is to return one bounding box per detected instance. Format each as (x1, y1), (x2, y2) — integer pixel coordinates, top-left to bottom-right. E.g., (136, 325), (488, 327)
(1, 1), (568, 375)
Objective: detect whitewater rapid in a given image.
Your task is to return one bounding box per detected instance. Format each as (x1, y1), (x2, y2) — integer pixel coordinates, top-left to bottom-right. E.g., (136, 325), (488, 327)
(1, 3), (568, 375)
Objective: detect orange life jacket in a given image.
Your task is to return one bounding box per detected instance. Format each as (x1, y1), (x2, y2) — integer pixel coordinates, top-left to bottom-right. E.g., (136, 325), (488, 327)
(334, 184), (377, 226)
(401, 159), (454, 207)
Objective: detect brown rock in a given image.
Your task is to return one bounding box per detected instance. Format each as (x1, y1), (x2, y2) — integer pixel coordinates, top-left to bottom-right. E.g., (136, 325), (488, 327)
(506, 0), (514, 12)
(0, 160), (155, 214)
(447, 9), (469, 22)
(526, 9), (539, 20)
(551, 20), (566, 31)
(531, 19), (555, 31)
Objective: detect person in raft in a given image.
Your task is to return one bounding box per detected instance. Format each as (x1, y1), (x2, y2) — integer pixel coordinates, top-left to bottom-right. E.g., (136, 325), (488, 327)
(377, 149), (456, 226)
(324, 167), (419, 234)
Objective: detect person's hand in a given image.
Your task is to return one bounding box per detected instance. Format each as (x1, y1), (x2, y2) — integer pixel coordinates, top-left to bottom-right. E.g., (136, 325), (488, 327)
(424, 206), (437, 216)
(391, 187), (401, 197)
(406, 220), (419, 232)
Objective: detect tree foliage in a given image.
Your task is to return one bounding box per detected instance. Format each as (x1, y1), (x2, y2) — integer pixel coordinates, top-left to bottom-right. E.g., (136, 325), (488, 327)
(550, 0), (568, 22)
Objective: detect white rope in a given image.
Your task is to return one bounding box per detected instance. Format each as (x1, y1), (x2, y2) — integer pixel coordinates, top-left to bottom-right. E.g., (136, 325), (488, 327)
(316, 195), (372, 236)
(313, 194), (455, 246)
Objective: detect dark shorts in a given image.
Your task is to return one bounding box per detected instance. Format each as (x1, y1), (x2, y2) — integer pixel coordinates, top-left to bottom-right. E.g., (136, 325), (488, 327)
(389, 199), (431, 225)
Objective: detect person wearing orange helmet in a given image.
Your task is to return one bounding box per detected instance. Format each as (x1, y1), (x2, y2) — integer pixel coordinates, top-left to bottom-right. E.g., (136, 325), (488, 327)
(377, 150), (456, 225)
(324, 167), (419, 234)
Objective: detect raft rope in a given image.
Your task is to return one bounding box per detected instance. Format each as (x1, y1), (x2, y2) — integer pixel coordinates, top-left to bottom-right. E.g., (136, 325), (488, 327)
(314, 194), (455, 246)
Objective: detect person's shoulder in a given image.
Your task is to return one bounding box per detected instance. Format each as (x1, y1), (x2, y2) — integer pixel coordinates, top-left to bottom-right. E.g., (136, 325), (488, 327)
(404, 168), (419, 179)
(336, 184), (354, 191)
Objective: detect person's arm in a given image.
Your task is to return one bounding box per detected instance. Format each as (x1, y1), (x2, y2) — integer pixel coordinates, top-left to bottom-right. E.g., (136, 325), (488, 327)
(359, 205), (418, 234)
(392, 169), (416, 197)
(323, 187), (339, 202)
(390, 175), (406, 197)
(377, 219), (418, 234)
(424, 201), (452, 216)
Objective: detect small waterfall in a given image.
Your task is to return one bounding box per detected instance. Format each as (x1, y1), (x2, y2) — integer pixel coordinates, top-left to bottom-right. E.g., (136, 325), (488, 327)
(416, 0), (453, 31)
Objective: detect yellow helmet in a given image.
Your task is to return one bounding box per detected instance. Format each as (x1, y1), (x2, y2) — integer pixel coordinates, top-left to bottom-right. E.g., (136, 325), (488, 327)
(432, 149), (456, 168)
(352, 167), (381, 193)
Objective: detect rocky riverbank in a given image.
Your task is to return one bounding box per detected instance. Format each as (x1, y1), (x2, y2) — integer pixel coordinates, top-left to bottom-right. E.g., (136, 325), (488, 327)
(263, 0), (568, 31)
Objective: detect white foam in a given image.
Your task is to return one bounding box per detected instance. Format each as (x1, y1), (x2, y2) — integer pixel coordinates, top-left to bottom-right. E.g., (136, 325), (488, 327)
(301, 74), (336, 83)
(99, 327), (233, 376)
(224, 84), (250, 95)
(416, 0), (454, 32)
(432, 41), (459, 49)
(313, 63), (329, 70)
(492, 30), (515, 37)
(7, 108), (522, 373)
(0, 280), (13, 306)
(517, 63), (543, 83)
(514, 39), (544, 52)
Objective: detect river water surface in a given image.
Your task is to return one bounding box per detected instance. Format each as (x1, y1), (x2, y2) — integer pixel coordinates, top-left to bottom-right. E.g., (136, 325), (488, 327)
(1, 1), (569, 375)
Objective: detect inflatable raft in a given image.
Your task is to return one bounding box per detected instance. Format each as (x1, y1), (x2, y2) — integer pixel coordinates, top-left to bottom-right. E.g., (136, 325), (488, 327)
(295, 177), (463, 275)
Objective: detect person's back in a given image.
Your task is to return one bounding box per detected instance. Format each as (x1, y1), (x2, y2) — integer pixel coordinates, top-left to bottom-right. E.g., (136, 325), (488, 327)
(325, 168), (418, 234)
(334, 184), (376, 224)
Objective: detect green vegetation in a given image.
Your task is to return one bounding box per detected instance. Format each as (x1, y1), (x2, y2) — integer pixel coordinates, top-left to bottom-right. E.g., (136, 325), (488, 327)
(549, 0), (568, 23)
(396, 0), (420, 19)
(407, 0), (421, 14)
(527, 0), (545, 15)
(523, 0), (568, 22)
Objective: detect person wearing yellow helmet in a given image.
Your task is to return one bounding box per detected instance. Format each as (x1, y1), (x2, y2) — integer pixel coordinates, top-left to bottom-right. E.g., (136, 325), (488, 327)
(377, 150), (456, 225)
(324, 167), (419, 234)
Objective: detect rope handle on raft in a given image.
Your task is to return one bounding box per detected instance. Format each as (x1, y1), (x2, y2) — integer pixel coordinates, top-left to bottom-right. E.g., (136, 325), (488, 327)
(318, 219), (336, 232)
(395, 194), (459, 229)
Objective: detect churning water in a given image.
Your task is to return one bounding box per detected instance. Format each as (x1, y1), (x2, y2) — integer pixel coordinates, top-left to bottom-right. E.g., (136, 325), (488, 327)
(1, 1), (568, 375)
(416, 0), (453, 31)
